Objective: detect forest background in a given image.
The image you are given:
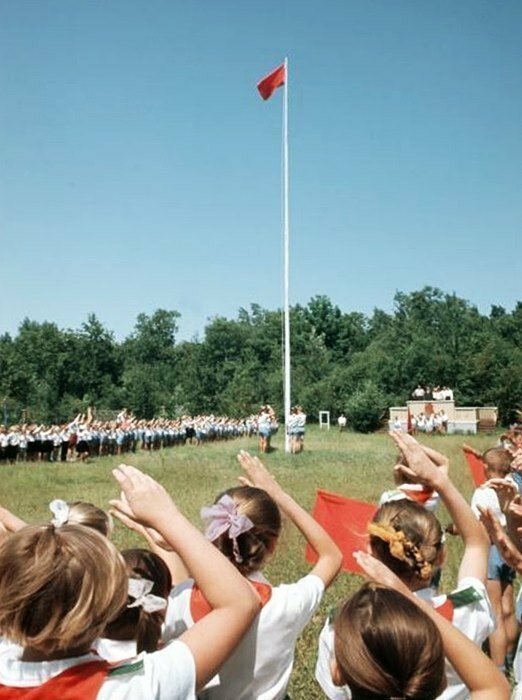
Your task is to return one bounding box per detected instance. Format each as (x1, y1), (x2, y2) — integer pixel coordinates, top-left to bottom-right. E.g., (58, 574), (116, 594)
(1, 286), (521, 428)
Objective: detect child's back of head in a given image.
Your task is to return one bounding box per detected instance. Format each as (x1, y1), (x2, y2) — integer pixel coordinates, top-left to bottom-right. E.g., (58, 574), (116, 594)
(50, 499), (113, 537)
(333, 583), (446, 700)
(368, 501), (443, 587)
(104, 548), (172, 654)
(202, 486), (282, 576)
(0, 524), (126, 655)
(482, 447), (512, 479)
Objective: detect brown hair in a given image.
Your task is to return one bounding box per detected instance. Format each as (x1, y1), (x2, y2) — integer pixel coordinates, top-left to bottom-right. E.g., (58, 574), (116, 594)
(334, 583), (446, 699)
(67, 501), (113, 537)
(0, 524), (127, 654)
(104, 549), (172, 654)
(369, 501), (443, 585)
(211, 486), (282, 575)
(482, 447), (512, 477)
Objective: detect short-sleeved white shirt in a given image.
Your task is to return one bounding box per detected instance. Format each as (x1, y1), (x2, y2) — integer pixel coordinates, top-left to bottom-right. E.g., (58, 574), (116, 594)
(164, 572), (325, 700)
(315, 576), (494, 700)
(0, 638), (196, 699)
(471, 483), (510, 527)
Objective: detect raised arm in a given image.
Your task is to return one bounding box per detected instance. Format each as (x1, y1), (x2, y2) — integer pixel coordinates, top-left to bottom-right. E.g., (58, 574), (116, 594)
(391, 431), (489, 584)
(0, 505), (27, 533)
(110, 508), (190, 583)
(110, 464), (260, 690)
(355, 551), (509, 700)
(236, 451), (342, 587)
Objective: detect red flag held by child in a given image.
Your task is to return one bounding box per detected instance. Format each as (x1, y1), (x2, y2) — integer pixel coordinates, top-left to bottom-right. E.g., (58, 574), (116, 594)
(257, 64), (285, 100)
(306, 490), (376, 574)
(462, 446), (486, 487)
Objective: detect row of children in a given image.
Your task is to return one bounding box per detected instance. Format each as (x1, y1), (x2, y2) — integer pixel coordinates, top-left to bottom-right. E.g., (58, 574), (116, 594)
(0, 434), (510, 699)
(0, 414), (252, 465)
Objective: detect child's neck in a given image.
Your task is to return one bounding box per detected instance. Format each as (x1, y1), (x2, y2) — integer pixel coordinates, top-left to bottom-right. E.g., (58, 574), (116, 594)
(22, 644), (93, 662)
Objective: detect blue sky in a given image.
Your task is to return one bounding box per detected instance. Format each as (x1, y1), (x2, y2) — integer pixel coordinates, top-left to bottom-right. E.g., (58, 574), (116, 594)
(1, 0), (521, 341)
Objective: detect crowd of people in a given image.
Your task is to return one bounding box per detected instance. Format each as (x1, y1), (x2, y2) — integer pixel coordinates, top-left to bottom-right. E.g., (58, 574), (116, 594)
(412, 384), (455, 401)
(0, 410), (272, 465)
(412, 408), (449, 434)
(0, 403), (311, 464)
(0, 426), (519, 698)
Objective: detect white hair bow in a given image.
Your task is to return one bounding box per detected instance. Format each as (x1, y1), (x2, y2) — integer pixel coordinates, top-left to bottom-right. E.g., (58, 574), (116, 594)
(127, 578), (167, 614)
(49, 499), (70, 527)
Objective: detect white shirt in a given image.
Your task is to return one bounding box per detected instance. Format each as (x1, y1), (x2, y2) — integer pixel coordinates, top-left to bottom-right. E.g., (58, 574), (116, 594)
(94, 638), (138, 663)
(0, 638), (196, 699)
(164, 572), (325, 700)
(315, 576), (494, 700)
(470, 479), (516, 528)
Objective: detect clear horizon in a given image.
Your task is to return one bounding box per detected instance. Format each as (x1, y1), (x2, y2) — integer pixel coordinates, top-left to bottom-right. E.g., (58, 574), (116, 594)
(1, 1), (521, 342)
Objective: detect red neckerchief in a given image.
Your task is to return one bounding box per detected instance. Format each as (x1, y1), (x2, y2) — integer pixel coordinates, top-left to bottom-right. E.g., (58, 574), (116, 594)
(399, 485), (434, 505)
(190, 580), (272, 622)
(0, 660), (109, 699)
(433, 598), (454, 622)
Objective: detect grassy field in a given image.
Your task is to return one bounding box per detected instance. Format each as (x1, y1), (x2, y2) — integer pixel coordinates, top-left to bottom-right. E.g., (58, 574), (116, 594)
(1, 427), (500, 698)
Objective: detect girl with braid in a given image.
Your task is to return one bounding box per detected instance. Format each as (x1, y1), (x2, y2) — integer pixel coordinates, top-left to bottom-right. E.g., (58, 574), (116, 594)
(316, 432), (495, 700)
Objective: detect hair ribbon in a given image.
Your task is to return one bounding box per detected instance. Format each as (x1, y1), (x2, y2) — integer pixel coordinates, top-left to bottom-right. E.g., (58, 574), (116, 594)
(49, 499), (70, 527)
(127, 578), (167, 613)
(201, 494), (254, 563)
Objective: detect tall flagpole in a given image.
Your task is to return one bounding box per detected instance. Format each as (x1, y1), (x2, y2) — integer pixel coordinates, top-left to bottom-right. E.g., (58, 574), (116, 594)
(283, 56), (291, 454)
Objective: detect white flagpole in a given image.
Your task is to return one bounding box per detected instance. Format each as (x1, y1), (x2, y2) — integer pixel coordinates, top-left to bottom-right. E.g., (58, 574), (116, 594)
(283, 56), (291, 454)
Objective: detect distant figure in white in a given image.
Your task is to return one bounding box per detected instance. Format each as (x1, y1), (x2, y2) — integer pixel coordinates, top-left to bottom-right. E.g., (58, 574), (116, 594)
(287, 406), (306, 454)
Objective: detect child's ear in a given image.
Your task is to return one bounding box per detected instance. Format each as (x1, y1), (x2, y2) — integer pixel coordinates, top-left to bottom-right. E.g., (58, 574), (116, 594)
(265, 537), (278, 558)
(330, 657), (345, 687)
(436, 545), (446, 567)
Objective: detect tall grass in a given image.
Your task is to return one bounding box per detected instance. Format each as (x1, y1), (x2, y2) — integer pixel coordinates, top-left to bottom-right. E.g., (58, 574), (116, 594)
(1, 427), (498, 698)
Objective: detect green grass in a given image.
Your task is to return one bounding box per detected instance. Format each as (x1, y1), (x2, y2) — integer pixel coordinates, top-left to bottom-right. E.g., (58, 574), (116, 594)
(1, 427), (499, 699)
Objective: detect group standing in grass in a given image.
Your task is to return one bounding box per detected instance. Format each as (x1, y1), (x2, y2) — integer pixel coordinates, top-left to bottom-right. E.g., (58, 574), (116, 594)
(0, 431), (514, 699)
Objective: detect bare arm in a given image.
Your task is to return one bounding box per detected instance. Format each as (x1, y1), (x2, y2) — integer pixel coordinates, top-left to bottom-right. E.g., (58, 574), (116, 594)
(110, 464), (260, 690)
(478, 506), (522, 573)
(0, 505), (27, 533)
(355, 551), (510, 700)
(391, 432), (489, 584)
(237, 451), (342, 587)
(110, 508), (191, 583)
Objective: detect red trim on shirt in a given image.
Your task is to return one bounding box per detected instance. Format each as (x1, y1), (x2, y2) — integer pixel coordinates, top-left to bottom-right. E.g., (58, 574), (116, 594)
(0, 660), (109, 699)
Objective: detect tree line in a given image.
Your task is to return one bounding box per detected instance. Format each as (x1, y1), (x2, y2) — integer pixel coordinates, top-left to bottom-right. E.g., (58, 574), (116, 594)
(0, 286), (521, 429)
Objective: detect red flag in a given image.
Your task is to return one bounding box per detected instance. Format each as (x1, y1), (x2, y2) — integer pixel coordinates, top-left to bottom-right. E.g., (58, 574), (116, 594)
(306, 490), (376, 574)
(257, 63), (285, 100)
(462, 447), (486, 487)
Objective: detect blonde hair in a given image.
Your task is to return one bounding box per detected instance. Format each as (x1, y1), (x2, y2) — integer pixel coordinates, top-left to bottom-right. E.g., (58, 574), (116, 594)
(369, 501), (443, 584)
(211, 486), (282, 575)
(67, 501), (113, 537)
(334, 583), (446, 699)
(0, 524), (127, 654)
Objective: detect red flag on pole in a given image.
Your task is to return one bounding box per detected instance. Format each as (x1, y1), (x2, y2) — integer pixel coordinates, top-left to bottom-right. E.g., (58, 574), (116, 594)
(306, 490), (377, 574)
(257, 63), (286, 100)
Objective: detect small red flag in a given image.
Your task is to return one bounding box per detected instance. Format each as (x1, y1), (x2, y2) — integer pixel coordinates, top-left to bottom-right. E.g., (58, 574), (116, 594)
(257, 63), (286, 100)
(462, 447), (486, 487)
(306, 490), (377, 574)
